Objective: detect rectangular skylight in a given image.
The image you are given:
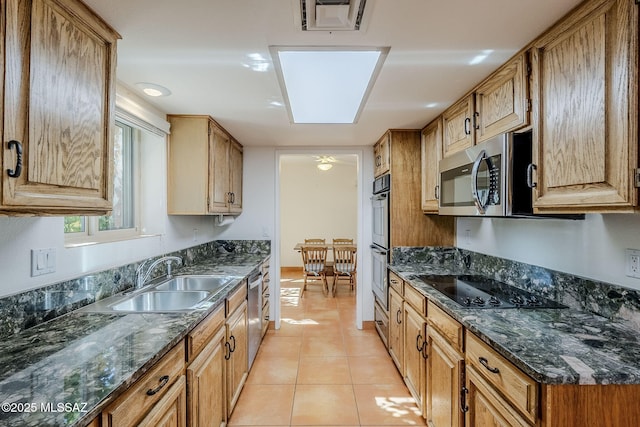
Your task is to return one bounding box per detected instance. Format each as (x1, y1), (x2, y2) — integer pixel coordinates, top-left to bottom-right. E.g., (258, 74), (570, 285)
(270, 46), (389, 124)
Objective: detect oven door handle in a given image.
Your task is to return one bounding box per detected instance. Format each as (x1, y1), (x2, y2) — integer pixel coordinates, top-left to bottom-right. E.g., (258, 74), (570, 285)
(370, 245), (389, 255)
(471, 149), (488, 214)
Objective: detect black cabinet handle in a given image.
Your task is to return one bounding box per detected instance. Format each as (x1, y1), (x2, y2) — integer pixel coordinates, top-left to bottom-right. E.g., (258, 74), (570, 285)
(527, 163), (537, 188)
(434, 185), (440, 200)
(421, 339), (428, 359)
(225, 341), (232, 360)
(479, 356), (500, 374)
(464, 118), (471, 135)
(473, 111), (480, 130)
(146, 375), (170, 396)
(416, 333), (424, 352)
(7, 140), (23, 178)
(229, 334), (236, 352)
(460, 386), (469, 413)
(396, 309), (402, 324)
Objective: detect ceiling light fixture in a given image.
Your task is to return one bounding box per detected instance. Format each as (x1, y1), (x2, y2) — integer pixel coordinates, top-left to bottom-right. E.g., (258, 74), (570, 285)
(135, 82), (172, 97)
(270, 46), (389, 124)
(317, 163), (333, 171)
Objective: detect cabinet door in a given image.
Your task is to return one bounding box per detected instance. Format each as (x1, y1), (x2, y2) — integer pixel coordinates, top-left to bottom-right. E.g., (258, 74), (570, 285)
(529, 0), (638, 212)
(421, 119), (442, 213)
(226, 300), (248, 417)
(138, 375), (187, 427)
(2, 0), (118, 213)
(187, 328), (226, 427)
(388, 286), (404, 373)
(475, 53), (529, 143)
(374, 133), (391, 177)
(209, 124), (231, 213)
(403, 303), (427, 411)
(442, 95), (475, 157)
(465, 366), (532, 427)
(427, 328), (464, 427)
(228, 140), (243, 213)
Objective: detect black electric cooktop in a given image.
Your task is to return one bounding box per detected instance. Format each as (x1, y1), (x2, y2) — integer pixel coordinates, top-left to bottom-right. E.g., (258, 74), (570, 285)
(417, 274), (567, 309)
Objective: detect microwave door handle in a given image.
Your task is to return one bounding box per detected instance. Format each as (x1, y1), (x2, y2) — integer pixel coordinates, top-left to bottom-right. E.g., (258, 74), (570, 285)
(471, 150), (487, 214)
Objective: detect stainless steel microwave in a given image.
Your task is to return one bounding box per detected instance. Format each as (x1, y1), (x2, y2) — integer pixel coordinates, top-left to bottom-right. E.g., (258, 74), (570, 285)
(438, 131), (535, 217)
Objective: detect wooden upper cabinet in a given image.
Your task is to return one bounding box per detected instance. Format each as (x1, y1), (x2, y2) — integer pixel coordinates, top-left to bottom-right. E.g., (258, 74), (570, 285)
(373, 132), (391, 177)
(1, 0), (119, 215)
(529, 0), (638, 212)
(167, 115), (243, 215)
(442, 95), (475, 157)
(475, 53), (530, 143)
(421, 119), (442, 214)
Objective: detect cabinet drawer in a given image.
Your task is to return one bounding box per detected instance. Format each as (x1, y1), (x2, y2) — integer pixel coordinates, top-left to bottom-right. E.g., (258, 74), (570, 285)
(388, 271), (404, 295)
(102, 343), (186, 427)
(465, 331), (538, 423)
(428, 301), (463, 353)
(187, 305), (225, 361)
(404, 284), (426, 316)
(226, 281), (247, 316)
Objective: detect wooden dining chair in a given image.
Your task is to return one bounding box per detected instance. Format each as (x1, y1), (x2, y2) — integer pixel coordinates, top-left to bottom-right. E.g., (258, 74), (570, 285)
(331, 245), (357, 296)
(300, 245), (329, 297)
(332, 238), (354, 245)
(304, 238), (326, 244)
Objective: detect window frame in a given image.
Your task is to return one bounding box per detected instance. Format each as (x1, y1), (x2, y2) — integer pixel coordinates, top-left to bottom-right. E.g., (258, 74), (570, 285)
(64, 120), (142, 246)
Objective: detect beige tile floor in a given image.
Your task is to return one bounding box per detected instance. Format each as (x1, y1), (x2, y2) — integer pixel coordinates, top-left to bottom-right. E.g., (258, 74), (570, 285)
(228, 270), (427, 427)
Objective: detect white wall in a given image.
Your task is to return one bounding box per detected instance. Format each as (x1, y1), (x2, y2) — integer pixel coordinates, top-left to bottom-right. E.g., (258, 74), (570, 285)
(279, 157), (358, 267)
(457, 214), (640, 290)
(0, 128), (221, 298)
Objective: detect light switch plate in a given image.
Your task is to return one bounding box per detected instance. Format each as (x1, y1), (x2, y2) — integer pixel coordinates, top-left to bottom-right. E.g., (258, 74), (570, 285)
(31, 248), (56, 277)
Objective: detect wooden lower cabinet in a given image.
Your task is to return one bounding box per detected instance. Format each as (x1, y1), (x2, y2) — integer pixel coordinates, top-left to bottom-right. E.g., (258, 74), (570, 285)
(427, 327), (464, 427)
(138, 376), (187, 427)
(403, 302), (427, 413)
(187, 328), (226, 427)
(465, 365), (532, 427)
(102, 344), (186, 427)
(226, 300), (248, 417)
(388, 286), (404, 373)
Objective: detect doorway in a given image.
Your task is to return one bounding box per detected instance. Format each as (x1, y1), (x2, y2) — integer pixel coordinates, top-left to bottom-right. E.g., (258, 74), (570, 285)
(274, 150), (366, 331)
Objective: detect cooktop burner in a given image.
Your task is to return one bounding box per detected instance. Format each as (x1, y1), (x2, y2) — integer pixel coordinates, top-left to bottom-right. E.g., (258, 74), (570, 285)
(416, 274), (567, 309)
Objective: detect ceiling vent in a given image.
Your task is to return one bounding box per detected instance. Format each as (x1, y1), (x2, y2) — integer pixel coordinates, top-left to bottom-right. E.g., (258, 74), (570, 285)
(300, 0), (367, 31)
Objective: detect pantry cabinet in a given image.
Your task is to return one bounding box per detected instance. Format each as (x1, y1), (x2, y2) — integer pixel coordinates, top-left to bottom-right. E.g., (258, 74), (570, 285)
(1, 0), (119, 215)
(167, 115), (243, 215)
(420, 118), (442, 214)
(529, 0), (638, 212)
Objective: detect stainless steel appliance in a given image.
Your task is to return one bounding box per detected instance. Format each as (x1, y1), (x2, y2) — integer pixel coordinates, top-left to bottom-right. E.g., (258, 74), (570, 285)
(247, 269), (262, 369)
(371, 174), (390, 346)
(439, 131), (535, 217)
(417, 274), (567, 309)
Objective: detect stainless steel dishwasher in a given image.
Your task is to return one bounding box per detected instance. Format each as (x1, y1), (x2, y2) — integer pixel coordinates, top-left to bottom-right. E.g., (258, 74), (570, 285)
(247, 269), (262, 370)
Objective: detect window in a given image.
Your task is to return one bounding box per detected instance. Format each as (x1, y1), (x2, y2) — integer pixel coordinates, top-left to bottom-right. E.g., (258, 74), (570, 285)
(64, 121), (139, 243)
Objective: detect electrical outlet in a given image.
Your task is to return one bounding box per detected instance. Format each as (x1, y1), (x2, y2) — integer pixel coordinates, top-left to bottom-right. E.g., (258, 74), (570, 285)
(31, 248), (56, 277)
(625, 249), (640, 279)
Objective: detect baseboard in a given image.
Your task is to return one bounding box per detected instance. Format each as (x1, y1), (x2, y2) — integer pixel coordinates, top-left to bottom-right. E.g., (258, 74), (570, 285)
(362, 321), (376, 330)
(280, 266), (303, 274)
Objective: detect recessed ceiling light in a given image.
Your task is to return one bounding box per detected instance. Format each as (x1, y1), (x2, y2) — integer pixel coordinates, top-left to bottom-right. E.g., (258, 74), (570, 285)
(270, 46), (390, 124)
(469, 50), (494, 65)
(425, 103), (438, 108)
(135, 82), (172, 97)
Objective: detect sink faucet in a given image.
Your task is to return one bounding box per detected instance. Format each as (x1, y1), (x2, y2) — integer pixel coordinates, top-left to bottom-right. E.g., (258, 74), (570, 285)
(135, 256), (183, 289)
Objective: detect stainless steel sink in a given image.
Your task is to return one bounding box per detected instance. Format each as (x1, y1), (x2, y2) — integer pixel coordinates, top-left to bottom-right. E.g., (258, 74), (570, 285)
(110, 290), (210, 312)
(153, 275), (235, 292)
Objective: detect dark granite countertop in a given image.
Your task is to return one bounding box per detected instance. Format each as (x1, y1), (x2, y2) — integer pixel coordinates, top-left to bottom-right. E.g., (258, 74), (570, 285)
(0, 252), (268, 427)
(389, 263), (640, 386)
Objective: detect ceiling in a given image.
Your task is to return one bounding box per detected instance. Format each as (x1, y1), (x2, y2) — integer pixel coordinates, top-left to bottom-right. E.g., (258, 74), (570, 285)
(83, 0), (583, 147)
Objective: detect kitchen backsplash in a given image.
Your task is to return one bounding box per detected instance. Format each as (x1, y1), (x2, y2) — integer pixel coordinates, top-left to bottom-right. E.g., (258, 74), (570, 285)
(392, 246), (640, 328)
(0, 240), (270, 340)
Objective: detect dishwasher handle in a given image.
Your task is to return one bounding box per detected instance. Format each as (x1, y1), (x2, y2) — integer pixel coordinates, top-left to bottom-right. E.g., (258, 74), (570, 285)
(249, 272), (262, 289)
